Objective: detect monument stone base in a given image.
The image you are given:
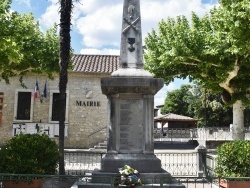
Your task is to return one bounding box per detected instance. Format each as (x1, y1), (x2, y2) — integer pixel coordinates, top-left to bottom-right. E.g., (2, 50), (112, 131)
(101, 153), (162, 173)
(71, 171), (185, 188)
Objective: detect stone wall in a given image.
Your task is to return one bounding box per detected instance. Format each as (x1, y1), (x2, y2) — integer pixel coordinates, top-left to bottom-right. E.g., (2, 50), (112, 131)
(0, 73), (109, 148)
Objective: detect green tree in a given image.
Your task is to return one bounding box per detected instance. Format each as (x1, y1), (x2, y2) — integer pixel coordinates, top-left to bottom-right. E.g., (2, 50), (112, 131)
(196, 88), (233, 127)
(161, 84), (195, 117)
(162, 84), (233, 127)
(0, 0), (59, 83)
(58, 0), (72, 175)
(145, 0), (250, 139)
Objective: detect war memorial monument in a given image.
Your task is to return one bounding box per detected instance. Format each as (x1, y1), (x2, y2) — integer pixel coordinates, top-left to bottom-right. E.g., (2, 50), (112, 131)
(75, 0), (185, 187)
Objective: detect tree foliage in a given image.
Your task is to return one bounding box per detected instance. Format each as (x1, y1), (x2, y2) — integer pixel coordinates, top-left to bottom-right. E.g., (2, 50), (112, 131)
(196, 87), (233, 127)
(144, 0), (250, 106)
(0, 0), (59, 83)
(161, 84), (195, 117)
(162, 84), (233, 127)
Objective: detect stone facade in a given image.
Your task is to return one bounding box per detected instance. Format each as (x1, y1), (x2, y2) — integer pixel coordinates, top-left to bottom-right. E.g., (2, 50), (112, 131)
(0, 72), (111, 148)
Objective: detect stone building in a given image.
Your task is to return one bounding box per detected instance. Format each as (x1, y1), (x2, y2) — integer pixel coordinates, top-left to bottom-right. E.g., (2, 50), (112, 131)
(0, 54), (119, 148)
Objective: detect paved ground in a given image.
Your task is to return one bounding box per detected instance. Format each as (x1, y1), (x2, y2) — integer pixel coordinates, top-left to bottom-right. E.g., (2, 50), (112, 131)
(43, 178), (76, 188)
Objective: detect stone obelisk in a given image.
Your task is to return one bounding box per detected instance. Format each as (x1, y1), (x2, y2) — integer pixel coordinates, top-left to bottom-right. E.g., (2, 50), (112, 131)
(76, 0), (185, 187)
(100, 0), (163, 173)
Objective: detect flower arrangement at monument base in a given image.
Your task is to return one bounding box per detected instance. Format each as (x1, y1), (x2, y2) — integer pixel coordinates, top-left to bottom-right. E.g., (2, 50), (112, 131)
(114, 165), (142, 187)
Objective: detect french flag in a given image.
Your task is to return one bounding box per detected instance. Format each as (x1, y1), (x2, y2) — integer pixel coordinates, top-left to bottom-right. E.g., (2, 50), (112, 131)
(34, 80), (39, 99)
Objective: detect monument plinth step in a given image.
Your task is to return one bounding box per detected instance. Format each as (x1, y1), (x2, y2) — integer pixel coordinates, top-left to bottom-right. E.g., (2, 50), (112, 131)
(94, 145), (107, 149)
(73, 183), (185, 188)
(71, 171), (185, 187)
(101, 153), (162, 173)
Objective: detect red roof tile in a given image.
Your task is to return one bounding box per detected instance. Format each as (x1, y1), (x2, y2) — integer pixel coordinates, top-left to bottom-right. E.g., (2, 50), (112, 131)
(71, 54), (119, 74)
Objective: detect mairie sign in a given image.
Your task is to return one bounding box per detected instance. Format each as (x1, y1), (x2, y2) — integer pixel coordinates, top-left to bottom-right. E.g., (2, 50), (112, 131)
(76, 100), (101, 107)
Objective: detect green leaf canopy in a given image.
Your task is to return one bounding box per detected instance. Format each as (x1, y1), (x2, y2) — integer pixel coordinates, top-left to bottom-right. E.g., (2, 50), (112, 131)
(144, 0), (250, 106)
(0, 0), (59, 83)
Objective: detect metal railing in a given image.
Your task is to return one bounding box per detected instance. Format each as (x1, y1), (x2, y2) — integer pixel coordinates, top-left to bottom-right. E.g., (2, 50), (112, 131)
(196, 127), (250, 140)
(195, 127), (233, 140)
(64, 151), (105, 175)
(154, 127), (250, 141)
(157, 152), (197, 176)
(154, 128), (191, 142)
(64, 151), (198, 176)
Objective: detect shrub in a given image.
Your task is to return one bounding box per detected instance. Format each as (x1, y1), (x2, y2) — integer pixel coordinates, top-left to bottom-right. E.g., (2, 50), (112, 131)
(0, 134), (60, 174)
(215, 140), (250, 177)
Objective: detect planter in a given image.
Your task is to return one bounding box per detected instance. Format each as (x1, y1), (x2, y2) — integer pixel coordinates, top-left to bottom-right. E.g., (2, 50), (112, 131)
(219, 179), (250, 188)
(2, 179), (43, 188)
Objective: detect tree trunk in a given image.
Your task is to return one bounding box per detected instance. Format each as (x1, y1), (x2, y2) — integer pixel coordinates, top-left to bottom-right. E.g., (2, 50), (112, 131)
(59, 0), (72, 175)
(232, 100), (245, 140)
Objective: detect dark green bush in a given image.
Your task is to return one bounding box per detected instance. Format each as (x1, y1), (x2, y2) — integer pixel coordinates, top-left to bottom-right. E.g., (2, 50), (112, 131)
(215, 140), (250, 177)
(0, 134), (60, 174)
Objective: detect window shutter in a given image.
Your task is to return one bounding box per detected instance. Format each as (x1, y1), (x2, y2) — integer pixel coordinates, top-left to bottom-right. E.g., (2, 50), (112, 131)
(0, 92), (3, 126)
(16, 92), (32, 120)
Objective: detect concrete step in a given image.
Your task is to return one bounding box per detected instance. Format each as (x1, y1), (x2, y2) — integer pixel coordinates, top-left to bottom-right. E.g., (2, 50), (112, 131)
(98, 142), (107, 146)
(88, 140), (107, 151)
(94, 145), (106, 149)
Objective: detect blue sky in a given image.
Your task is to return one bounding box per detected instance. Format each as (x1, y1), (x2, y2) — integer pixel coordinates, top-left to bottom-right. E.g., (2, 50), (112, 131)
(11, 0), (218, 106)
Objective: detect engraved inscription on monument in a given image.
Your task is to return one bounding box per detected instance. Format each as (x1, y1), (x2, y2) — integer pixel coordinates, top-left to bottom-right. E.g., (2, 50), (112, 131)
(119, 99), (143, 152)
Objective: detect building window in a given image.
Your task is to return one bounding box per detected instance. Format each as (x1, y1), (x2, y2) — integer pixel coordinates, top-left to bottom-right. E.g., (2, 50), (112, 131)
(0, 92), (3, 126)
(14, 90), (34, 122)
(49, 90), (69, 123)
(51, 93), (60, 121)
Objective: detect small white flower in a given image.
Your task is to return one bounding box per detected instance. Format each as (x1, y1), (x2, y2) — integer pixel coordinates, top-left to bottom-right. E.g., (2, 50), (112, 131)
(124, 169), (129, 175)
(134, 169), (138, 174)
(125, 165), (130, 169)
(128, 177), (132, 182)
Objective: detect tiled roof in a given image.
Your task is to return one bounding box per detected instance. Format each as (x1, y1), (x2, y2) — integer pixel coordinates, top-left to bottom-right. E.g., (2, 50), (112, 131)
(154, 113), (197, 122)
(71, 54), (119, 74)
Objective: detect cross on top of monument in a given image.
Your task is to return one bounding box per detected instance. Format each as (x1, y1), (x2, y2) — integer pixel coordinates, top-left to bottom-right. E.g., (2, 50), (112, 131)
(111, 0), (152, 77)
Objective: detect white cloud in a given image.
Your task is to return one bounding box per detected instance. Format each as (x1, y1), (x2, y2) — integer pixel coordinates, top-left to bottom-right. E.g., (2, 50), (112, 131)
(39, 0), (216, 52)
(76, 0), (121, 14)
(141, 0), (215, 38)
(39, 2), (60, 28)
(80, 48), (120, 55)
(75, 3), (122, 48)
